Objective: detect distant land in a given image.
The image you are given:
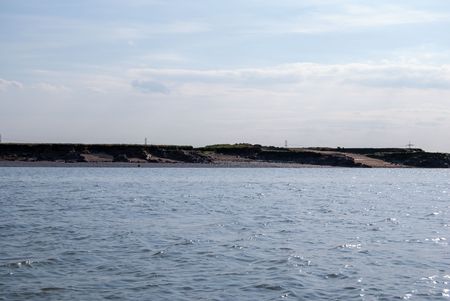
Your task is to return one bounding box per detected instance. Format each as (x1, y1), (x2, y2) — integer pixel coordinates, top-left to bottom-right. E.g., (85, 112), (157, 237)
(0, 143), (450, 168)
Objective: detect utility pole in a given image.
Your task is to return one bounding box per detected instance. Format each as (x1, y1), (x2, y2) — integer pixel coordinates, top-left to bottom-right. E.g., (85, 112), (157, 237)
(144, 137), (148, 145)
(284, 140), (288, 148)
(406, 141), (414, 150)
(0, 133), (2, 143)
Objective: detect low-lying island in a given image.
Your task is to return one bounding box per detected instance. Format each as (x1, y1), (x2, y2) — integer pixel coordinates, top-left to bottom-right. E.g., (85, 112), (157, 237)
(1, 143), (449, 168)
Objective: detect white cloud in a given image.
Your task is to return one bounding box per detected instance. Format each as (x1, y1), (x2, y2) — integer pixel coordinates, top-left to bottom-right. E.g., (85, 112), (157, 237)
(0, 79), (23, 91)
(23, 60), (450, 99)
(0, 78), (70, 94)
(127, 61), (450, 93)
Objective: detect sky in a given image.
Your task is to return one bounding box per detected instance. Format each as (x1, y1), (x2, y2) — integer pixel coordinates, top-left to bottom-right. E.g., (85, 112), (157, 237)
(1, 0), (450, 151)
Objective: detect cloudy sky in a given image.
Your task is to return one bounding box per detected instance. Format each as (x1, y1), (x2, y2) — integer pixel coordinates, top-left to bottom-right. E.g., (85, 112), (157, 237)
(1, 0), (450, 150)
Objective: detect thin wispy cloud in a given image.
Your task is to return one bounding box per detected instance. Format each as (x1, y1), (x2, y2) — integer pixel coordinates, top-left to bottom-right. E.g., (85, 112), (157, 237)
(249, 4), (448, 34)
(114, 22), (210, 39)
(31, 83), (71, 94)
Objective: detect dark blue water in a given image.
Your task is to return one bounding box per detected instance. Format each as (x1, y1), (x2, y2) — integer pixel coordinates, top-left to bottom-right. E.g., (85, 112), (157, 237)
(1, 168), (449, 300)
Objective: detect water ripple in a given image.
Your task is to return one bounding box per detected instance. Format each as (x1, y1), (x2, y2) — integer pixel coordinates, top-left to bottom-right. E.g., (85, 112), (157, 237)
(1, 167), (449, 300)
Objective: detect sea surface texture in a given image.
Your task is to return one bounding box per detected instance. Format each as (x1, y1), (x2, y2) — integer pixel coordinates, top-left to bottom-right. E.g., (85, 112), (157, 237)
(1, 168), (449, 300)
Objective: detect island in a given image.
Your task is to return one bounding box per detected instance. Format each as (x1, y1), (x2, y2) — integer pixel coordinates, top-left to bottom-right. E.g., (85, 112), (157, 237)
(0, 143), (449, 168)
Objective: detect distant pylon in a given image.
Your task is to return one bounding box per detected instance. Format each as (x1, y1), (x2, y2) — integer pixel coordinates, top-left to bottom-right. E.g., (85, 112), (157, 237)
(144, 137), (147, 145)
(406, 141), (414, 149)
(285, 140), (288, 148)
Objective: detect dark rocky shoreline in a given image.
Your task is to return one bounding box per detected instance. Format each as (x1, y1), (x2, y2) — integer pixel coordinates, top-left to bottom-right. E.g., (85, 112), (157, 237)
(0, 143), (449, 168)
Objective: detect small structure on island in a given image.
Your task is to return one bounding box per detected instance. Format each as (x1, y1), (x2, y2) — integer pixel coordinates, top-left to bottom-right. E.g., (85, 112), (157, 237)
(406, 141), (414, 150)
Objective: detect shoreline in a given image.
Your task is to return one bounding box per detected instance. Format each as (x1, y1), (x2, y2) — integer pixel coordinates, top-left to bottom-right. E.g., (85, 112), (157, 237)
(0, 160), (338, 168)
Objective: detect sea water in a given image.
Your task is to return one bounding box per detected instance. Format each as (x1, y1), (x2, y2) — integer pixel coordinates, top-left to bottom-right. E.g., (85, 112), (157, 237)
(0, 167), (449, 300)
